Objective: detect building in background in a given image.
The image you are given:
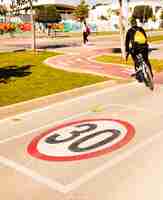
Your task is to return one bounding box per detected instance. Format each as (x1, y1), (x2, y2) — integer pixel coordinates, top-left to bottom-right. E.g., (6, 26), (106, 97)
(88, 0), (163, 30)
(33, 0), (80, 20)
(0, 0), (80, 21)
(0, 0), (163, 32)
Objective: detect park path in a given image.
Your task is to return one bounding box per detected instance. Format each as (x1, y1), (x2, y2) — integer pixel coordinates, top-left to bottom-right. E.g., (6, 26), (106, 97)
(46, 46), (134, 79)
(1, 35), (163, 83)
(45, 44), (163, 84)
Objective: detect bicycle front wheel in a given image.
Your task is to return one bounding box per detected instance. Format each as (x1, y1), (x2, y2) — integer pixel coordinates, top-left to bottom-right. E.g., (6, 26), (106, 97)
(144, 66), (154, 91)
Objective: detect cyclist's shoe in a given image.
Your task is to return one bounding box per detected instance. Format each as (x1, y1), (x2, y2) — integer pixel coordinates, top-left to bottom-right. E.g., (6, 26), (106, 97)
(131, 70), (143, 82)
(130, 67), (140, 77)
(136, 71), (144, 82)
(130, 72), (136, 77)
(136, 77), (143, 83)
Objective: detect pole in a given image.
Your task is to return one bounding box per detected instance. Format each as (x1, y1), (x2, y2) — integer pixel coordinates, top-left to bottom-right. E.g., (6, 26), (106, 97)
(118, 0), (125, 59)
(119, 0), (129, 59)
(29, 0), (36, 51)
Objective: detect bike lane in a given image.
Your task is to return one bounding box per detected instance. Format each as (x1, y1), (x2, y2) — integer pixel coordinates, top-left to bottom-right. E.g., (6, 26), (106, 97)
(1, 45), (163, 199)
(1, 82), (163, 200)
(45, 46), (163, 84)
(45, 47), (134, 79)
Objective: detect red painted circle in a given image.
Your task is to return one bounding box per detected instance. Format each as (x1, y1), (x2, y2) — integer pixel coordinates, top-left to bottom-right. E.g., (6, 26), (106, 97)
(27, 119), (135, 161)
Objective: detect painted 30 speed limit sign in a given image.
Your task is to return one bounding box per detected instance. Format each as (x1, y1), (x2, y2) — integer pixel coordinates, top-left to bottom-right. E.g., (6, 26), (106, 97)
(27, 119), (135, 161)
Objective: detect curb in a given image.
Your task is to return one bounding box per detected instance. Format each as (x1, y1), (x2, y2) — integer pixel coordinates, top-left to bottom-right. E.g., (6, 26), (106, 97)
(45, 57), (111, 78)
(0, 80), (117, 120)
(0, 47), (130, 120)
(88, 53), (134, 68)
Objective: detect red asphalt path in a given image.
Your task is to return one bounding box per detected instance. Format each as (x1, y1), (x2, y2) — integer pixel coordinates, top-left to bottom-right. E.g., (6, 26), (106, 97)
(1, 35), (163, 83)
(46, 46), (163, 83)
(46, 47), (134, 79)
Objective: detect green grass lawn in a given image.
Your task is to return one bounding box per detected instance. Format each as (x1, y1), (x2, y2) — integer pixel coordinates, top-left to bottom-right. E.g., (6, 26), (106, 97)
(0, 51), (108, 106)
(149, 35), (163, 42)
(96, 54), (163, 72)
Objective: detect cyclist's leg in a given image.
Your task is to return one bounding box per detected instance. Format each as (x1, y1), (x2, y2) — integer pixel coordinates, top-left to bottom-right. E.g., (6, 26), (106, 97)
(131, 52), (143, 82)
(131, 52), (139, 72)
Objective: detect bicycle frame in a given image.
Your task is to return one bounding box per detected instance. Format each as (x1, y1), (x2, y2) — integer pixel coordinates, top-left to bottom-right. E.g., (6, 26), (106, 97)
(136, 53), (147, 76)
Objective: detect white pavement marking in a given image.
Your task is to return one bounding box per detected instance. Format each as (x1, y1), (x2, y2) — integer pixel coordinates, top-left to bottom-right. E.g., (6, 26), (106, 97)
(76, 58), (82, 61)
(67, 61), (75, 64)
(57, 62), (68, 66)
(68, 52), (80, 55)
(0, 83), (151, 145)
(0, 102), (149, 145)
(0, 82), (137, 123)
(0, 82), (159, 194)
(0, 126), (163, 194)
(0, 102), (147, 145)
(65, 128), (163, 193)
(122, 69), (135, 74)
(0, 111), (91, 144)
(0, 155), (67, 193)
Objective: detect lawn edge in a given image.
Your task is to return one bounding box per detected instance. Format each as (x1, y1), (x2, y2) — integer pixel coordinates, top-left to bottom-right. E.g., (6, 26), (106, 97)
(0, 80), (118, 120)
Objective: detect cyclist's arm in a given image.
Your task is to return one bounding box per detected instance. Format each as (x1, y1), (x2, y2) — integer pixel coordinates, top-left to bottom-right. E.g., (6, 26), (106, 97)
(125, 30), (130, 53)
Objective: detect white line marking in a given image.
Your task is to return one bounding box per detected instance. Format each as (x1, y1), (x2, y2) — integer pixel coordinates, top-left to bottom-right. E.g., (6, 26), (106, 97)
(0, 155), (67, 193)
(0, 110), (91, 144)
(0, 82), (137, 124)
(58, 62), (68, 66)
(65, 128), (163, 193)
(0, 102), (150, 145)
(67, 61), (75, 64)
(0, 47), (160, 192)
(68, 52), (80, 55)
(0, 81), (157, 193)
(0, 127), (163, 194)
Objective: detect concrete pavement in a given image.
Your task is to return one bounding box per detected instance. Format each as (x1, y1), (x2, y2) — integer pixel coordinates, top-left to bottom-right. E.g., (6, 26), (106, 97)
(1, 82), (163, 199)
(1, 34), (163, 199)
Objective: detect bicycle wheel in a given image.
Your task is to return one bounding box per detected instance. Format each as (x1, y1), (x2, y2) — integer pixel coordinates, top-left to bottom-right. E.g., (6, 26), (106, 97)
(144, 66), (154, 91)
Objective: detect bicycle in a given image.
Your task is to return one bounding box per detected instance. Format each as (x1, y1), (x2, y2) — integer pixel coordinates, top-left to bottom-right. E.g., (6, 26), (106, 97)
(126, 52), (154, 91)
(135, 53), (154, 90)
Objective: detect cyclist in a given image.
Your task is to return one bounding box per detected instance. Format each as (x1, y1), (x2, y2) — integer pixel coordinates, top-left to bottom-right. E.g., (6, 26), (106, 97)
(125, 17), (153, 81)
